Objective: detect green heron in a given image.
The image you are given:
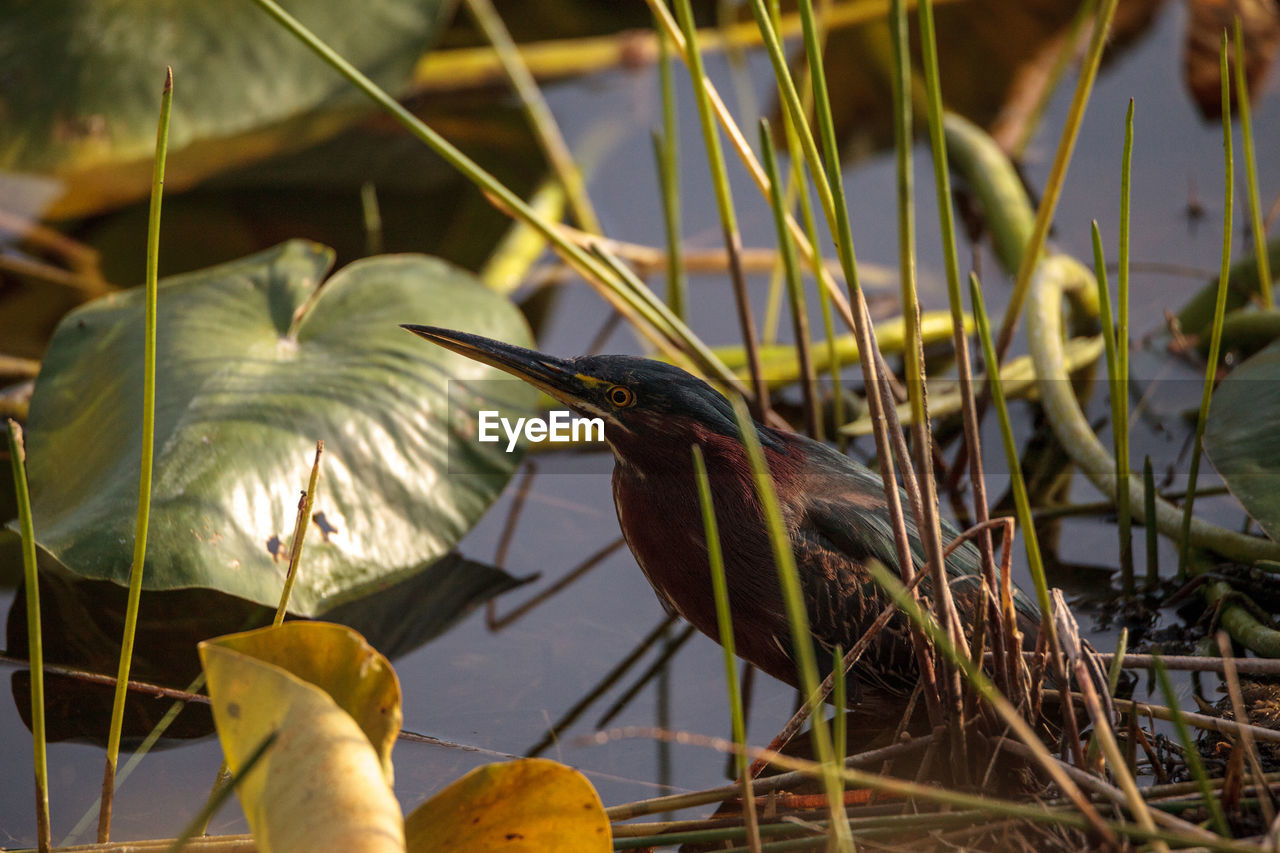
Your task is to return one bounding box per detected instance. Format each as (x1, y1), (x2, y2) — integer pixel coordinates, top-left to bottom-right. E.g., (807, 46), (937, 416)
(403, 325), (1038, 706)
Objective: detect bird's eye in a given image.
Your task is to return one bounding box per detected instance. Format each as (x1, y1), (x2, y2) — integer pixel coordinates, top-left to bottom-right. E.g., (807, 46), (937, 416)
(607, 385), (636, 407)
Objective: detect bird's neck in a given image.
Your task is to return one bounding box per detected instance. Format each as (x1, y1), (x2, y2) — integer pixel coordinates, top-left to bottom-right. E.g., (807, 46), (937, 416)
(608, 423), (809, 687)
(608, 423), (802, 505)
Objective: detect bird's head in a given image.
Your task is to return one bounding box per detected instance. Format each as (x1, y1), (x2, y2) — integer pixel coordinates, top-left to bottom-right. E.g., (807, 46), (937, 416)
(402, 325), (756, 464)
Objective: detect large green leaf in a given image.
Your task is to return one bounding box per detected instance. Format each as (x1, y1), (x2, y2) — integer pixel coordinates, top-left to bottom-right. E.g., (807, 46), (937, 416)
(1205, 339), (1280, 543)
(19, 240), (534, 615)
(0, 0), (454, 217)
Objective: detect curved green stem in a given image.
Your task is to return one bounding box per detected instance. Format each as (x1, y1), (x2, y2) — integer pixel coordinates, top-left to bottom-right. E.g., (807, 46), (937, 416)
(1026, 253), (1280, 566)
(946, 113), (1280, 656)
(99, 68), (171, 842)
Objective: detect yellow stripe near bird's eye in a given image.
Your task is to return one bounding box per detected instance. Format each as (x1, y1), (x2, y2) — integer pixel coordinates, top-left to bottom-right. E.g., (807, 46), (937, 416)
(573, 373), (609, 389)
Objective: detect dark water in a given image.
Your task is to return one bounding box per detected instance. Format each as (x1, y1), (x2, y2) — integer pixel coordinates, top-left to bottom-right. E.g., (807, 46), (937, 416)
(3, 1), (1279, 844)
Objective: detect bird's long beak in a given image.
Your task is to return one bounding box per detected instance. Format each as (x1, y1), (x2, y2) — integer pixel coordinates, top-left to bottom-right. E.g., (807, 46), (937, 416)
(401, 325), (601, 412)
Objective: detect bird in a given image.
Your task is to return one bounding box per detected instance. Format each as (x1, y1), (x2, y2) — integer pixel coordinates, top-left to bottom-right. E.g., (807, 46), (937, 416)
(402, 324), (1039, 708)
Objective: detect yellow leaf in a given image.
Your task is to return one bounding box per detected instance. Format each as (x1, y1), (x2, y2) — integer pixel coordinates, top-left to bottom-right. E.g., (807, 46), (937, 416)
(200, 622), (404, 853)
(405, 758), (610, 852)
(204, 622), (401, 782)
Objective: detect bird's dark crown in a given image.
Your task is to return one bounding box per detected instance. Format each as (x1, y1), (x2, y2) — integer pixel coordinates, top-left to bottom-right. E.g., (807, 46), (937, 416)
(562, 355), (738, 433)
(553, 353), (791, 478)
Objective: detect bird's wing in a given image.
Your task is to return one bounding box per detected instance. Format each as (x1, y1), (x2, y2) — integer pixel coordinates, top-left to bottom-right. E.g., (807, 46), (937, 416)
(788, 516), (922, 698)
(781, 444), (1041, 690)
(796, 440), (1042, 628)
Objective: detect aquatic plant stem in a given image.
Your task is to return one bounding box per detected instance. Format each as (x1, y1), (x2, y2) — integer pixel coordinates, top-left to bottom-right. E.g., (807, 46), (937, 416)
(609, 735), (936, 821)
(672, 0), (770, 420)
(1144, 456), (1158, 591)
(731, 397), (850, 849)
(832, 642), (846, 762)
(192, 438), (326, 837)
(993, 0), (1119, 363)
(274, 441), (324, 624)
(653, 21), (687, 321)
(1151, 656), (1229, 836)
(167, 732), (277, 853)
(763, 0), (945, 726)
(99, 68), (171, 843)
(887, 0), (966, 765)
(1179, 33), (1233, 579)
(647, 0), (859, 335)
(1008, 0), (1096, 159)
(918, 0), (1004, 691)
(463, 0), (600, 234)
(1024, 256), (1280, 652)
(759, 0), (827, 347)
(691, 447), (761, 853)
(1234, 18), (1272, 308)
(970, 273), (1064, 689)
(664, 2), (981, 514)
(758, 120), (819, 437)
(1091, 221), (1133, 593)
(359, 182), (383, 256)
(1116, 101), (1134, 590)
(1072, 658), (1167, 852)
(781, 104), (843, 443)
(810, 203), (844, 447)
(61, 671), (209, 846)
(9, 421), (49, 852)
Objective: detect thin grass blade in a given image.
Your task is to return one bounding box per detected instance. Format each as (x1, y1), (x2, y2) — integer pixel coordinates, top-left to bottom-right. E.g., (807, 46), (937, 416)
(9, 421), (49, 852)
(98, 68), (172, 842)
(1178, 32), (1234, 578)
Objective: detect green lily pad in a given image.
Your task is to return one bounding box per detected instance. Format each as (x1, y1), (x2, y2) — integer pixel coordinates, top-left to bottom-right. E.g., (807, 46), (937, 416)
(0, 0), (454, 217)
(19, 240), (534, 615)
(1205, 339), (1280, 543)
